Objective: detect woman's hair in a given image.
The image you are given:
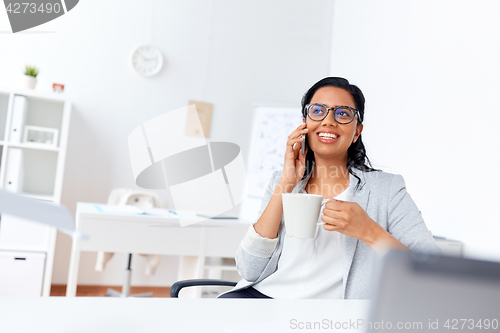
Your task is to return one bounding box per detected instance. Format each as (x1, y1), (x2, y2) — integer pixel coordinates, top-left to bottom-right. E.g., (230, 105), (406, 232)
(300, 77), (380, 191)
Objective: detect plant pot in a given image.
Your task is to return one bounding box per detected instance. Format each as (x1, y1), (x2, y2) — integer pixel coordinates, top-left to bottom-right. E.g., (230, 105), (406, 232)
(21, 75), (37, 89)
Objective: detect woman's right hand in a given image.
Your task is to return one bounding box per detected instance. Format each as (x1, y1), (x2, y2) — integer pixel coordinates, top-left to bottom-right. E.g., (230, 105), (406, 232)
(280, 122), (309, 190)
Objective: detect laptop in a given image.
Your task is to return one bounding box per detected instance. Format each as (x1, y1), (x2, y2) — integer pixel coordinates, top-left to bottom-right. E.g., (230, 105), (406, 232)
(367, 249), (500, 332)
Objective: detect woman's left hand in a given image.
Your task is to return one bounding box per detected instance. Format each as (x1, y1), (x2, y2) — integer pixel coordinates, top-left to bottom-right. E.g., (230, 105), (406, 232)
(321, 199), (379, 243)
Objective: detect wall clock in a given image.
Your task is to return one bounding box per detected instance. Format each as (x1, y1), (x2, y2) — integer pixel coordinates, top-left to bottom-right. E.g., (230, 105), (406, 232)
(131, 45), (163, 77)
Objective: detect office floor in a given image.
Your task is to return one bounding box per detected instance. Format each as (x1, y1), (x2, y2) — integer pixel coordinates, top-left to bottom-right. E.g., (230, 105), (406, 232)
(50, 285), (171, 297)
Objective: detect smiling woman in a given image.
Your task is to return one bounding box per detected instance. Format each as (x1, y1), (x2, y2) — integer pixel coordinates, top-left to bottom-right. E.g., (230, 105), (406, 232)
(300, 78), (378, 195)
(218, 77), (441, 300)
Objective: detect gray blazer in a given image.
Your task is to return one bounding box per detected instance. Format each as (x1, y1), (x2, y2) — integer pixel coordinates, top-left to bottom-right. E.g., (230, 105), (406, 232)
(222, 167), (441, 299)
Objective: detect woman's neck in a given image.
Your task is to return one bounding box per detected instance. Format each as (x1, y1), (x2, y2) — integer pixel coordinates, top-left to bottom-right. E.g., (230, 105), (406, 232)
(306, 156), (350, 196)
(311, 156), (349, 182)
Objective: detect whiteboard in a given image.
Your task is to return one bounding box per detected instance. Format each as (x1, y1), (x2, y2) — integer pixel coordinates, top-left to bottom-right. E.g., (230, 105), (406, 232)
(246, 106), (303, 199)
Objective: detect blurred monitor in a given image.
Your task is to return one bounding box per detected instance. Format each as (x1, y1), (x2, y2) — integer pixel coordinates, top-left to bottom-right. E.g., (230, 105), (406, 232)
(367, 250), (499, 333)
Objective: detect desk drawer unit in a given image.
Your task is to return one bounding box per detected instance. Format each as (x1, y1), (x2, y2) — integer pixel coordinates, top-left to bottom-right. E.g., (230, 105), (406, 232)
(0, 251), (46, 296)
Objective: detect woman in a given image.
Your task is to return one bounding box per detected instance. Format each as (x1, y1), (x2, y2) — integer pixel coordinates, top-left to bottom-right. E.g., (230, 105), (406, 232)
(219, 77), (441, 299)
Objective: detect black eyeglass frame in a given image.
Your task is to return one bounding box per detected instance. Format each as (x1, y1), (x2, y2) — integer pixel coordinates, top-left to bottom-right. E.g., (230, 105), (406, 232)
(304, 103), (360, 124)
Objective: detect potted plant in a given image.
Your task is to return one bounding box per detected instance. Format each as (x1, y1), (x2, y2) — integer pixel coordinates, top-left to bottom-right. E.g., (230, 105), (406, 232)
(22, 65), (39, 89)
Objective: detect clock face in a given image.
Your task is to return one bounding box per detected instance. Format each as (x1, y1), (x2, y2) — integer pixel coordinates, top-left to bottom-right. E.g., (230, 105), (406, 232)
(131, 45), (163, 77)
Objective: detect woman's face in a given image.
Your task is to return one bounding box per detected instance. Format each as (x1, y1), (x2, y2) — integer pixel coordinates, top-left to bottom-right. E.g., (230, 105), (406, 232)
(305, 86), (363, 162)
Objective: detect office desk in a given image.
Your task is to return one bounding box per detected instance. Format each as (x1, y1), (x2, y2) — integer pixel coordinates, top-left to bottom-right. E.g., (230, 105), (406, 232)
(0, 298), (371, 333)
(67, 203), (251, 297)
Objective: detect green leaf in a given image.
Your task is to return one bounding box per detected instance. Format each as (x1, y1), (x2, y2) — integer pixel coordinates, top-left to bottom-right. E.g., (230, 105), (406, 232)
(24, 65), (39, 78)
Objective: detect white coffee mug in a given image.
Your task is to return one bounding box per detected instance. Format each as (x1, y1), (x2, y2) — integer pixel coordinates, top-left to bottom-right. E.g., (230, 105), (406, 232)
(282, 193), (329, 239)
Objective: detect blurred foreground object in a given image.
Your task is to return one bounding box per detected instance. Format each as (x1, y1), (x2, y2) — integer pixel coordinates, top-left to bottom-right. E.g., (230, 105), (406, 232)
(368, 249), (499, 333)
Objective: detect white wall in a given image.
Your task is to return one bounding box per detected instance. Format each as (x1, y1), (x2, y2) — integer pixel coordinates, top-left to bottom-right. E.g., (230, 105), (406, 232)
(0, 0), (334, 285)
(330, 0), (500, 261)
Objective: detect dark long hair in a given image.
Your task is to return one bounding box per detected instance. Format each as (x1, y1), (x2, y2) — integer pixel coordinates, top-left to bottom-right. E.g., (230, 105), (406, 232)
(300, 77), (380, 191)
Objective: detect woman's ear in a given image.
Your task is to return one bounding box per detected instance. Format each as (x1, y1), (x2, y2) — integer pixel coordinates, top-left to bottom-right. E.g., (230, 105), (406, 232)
(353, 124), (364, 143)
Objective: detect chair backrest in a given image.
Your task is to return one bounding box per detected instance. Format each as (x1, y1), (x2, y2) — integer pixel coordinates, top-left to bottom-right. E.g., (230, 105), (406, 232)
(107, 188), (165, 209)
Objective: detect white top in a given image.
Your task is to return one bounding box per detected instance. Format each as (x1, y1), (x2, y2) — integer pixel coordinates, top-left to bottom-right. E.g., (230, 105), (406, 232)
(252, 187), (349, 299)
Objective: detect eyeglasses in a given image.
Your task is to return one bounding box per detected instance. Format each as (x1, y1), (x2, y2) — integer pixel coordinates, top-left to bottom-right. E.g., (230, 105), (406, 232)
(304, 103), (359, 124)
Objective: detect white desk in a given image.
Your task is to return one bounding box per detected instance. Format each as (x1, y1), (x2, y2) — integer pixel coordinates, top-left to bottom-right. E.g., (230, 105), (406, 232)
(67, 203), (251, 297)
(0, 298), (371, 333)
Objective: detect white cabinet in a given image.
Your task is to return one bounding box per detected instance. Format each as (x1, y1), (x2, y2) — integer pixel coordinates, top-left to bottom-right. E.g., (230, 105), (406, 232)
(0, 87), (71, 296)
(0, 251), (46, 297)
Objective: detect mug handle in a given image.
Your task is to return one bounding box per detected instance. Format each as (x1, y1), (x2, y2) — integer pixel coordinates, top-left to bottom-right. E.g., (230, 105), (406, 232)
(317, 198), (330, 226)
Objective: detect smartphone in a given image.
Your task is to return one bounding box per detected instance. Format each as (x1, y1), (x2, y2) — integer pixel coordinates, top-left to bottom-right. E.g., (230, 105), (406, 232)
(301, 120), (307, 155)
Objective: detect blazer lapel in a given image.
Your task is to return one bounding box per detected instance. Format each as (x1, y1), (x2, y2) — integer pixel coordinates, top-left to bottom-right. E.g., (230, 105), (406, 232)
(342, 168), (370, 298)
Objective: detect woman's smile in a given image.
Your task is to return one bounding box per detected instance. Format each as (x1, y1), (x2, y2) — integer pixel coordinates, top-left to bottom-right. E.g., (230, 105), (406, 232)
(317, 130), (340, 143)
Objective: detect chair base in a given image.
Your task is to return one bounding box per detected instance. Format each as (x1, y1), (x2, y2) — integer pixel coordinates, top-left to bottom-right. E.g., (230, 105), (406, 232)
(104, 254), (154, 298)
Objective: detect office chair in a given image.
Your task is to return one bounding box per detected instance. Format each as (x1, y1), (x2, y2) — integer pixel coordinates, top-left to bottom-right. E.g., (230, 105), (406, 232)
(97, 188), (165, 297)
(169, 279), (237, 298)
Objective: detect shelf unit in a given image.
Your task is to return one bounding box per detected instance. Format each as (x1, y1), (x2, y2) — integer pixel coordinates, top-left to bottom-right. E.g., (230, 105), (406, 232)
(0, 87), (71, 297)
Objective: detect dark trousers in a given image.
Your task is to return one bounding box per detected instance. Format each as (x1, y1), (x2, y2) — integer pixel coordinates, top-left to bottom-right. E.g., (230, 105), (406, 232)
(218, 286), (273, 299)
